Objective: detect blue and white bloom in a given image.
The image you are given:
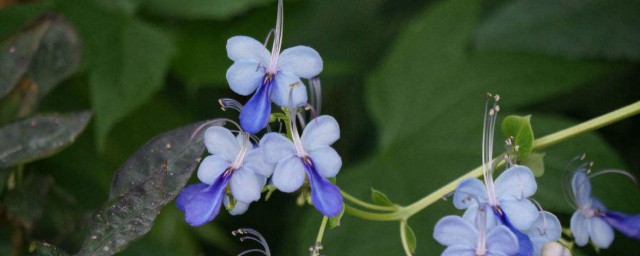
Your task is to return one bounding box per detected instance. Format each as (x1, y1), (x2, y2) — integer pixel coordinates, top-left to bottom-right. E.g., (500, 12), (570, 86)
(260, 115), (343, 217)
(225, 0), (323, 134)
(524, 211), (562, 256)
(567, 165), (640, 249)
(434, 210), (519, 256)
(176, 127), (274, 226)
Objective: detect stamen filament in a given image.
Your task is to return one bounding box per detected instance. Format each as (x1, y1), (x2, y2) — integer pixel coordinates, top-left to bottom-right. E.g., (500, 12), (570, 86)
(266, 0), (284, 74)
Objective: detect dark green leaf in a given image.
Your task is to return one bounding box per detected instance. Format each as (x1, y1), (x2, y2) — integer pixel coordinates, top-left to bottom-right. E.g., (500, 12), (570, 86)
(402, 223), (417, 254)
(141, 0), (272, 20)
(2, 174), (54, 222)
(28, 241), (69, 256)
(77, 121), (220, 255)
(521, 152), (545, 177)
(0, 111), (91, 169)
(475, 0), (640, 61)
(328, 204), (345, 229)
(501, 115), (534, 159)
(370, 188), (394, 207)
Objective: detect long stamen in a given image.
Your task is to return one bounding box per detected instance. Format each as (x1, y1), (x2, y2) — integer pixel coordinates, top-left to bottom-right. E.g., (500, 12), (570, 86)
(529, 199), (549, 236)
(219, 98), (244, 113)
(476, 205), (488, 256)
(482, 94), (500, 205)
(561, 154), (588, 209)
(309, 77), (322, 115)
(233, 228), (271, 256)
(189, 118), (229, 140)
(231, 132), (250, 169)
(266, 0), (284, 74)
(288, 87), (307, 156)
(589, 169), (638, 185)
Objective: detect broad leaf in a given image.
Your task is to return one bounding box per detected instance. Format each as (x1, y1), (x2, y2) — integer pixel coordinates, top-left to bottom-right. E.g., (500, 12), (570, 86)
(521, 152), (545, 177)
(475, 0), (640, 61)
(0, 111), (91, 169)
(77, 120), (222, 255)
(501, 115), (534, 159)
(28, 241), (69, 256)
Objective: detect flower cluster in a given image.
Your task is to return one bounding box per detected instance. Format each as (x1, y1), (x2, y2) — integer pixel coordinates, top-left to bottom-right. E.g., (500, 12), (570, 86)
(176, 0), (343, 226)
(565, 159), (640, 249)
(434, 95), (561, 256)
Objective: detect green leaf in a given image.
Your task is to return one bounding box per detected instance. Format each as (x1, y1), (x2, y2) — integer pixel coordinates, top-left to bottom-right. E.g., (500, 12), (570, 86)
(402, 223), (417, 254)
(521, 152), (545, 177)
(141, 0), (272, 20)
(475, 0), (640, 61)
(328, 204), (345, 229)
(28, 241), (69, 256)
(370, 188), (394, 206)
(0, 111), (92, 169)
(77, 121), (219, 255)
(501, 115), (534, 159)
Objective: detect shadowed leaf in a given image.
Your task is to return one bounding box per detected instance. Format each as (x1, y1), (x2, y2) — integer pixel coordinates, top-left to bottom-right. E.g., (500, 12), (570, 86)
(0, 111), (91, 169)
(522, 152), (545, 177)
(28, 241), (69, 256)
(501, 115), (534, 159)
(371, 188), (394, 206)
(77, 120), (223, 256)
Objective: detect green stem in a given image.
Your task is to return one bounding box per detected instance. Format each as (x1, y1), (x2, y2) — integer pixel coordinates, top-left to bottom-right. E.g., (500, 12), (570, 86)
(341, 190), (397, 212)
(311, 216), (329, 256)
(343, 101), (640, 221)
(399, 219), (412, 256)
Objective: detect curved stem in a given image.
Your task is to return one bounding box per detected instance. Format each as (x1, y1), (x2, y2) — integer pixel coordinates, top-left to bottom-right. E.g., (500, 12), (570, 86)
(344, 205), (400, 221)
(341, 190), (397, 212)
(399, 219), (413, 256)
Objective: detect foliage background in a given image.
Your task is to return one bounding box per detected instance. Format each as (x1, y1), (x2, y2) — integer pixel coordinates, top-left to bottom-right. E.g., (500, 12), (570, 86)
(0, 0), (639, 255)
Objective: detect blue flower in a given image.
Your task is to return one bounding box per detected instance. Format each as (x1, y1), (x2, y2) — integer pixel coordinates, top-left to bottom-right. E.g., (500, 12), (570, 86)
(176, 127), (274, 226)
(433, 215), (519, 256)
(568, 168), (640, 249)
(225, 0), (323, 134)
(523, 211), (562, 256)
(260, 115), (343, 217)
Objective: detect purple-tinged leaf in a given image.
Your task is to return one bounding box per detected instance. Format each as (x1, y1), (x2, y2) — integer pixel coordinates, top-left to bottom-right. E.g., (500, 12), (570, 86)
(0, 111), (91, 169)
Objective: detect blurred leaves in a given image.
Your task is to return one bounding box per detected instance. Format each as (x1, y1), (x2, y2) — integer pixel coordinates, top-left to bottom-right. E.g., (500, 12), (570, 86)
(501, 115), (534, 159)
(142, 0), (272, 20)
(521, 152), (545, 177)
(0, 111), (91, 169)
(78, 121), (217, 255)
(28, 241), (69, 256)
(475, 0), (640, 61)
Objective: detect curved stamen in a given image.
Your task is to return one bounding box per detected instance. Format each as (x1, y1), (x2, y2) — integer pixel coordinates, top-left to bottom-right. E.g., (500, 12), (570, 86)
(309, 77), (322, 114)
(589, 169), (638, 186)
(482, 93), (500, 205)
(189, 118), (230, 140)
(287, 87), (307, 156)
(529, 199), (549, 236)
(561, 154), (589, 209)
(266, 0), (284, 74)
(219, 98), (244, 113)
(231, 132), (251, 170)
(233, 228), (271, 256)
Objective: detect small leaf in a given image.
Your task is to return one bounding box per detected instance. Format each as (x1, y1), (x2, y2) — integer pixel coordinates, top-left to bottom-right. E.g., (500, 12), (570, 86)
(77, 120), (222, 255)
(501, 115), (534, 159)
(28, 241), (69, 256)
(328, 204), (345, 229)
(402, 223), (417, 254)
(0, 111), (92, 169)
(371, 188), (394, 206)
(522, 152), (546, 177)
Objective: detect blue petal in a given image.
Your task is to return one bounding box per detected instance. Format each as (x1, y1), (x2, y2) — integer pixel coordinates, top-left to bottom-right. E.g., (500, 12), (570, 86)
(226, 60), (265, 96)
(259, 133), (296, 164)
(499, 198), (538, 230)
(433, 215), (478, 249)
(204, 126), (240, 162)
(453, 178), (487, 210)
(277, 46), (323, 79)
(570, 211), (590, 246)
(180, 175), (231, 226)
(307, 146), (341, 178)
(494, 165), (537, 200)
(240, 81), (272, 134)
(604, 211), (640, 239)
(589, 216), (614, 249)
(197, 155), (230, 184)
(223, 196), (251, 216)
(571, 170), (592, 208)
(270, 71), (307, 108)
(243, 148), (276, 178)
(305, 160), (343, 217)
(230, 167), (263, 203)
(226, 36), (270, 63)
(441, 246), (475, 256)
(493, 207), (534, 256)
(525, 211), (561, 256)
(301, 115), (340, 151)
(176, 183), (208, 211)
(272, 156), (306, 192)
(486, 225), (519, 256)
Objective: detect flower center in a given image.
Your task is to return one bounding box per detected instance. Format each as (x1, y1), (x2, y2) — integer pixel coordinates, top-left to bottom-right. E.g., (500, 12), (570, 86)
(230, 133), (250, 170)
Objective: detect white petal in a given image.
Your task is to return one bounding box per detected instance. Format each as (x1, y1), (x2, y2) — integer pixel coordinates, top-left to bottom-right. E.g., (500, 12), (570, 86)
(301, 115), (340, 151)
(230, 167), (262, 203)
(308, 146), (341, 178)
(453, 178), (488, 210)
(433, 215), (478, 248)
(227, 36), (270, 63)
(589, 216), (614, 249)
(571, 211), (589, 246)
(277, 46), (323, 79)
(572, 170), (592, 208)
(494, 165), (537, 200)
(243, 148), (275, 177)
(224, 196), (250, 216)
(487, 225), (519, 255)
(272, 156), (306, 192)
(441, 246), (475, 256)
(500, 198), (539, 230)
(226, 60), (265, 96)
(204, 126), (240, 162)
(270, 71), (307, 108)
(197, 155), (230, 184)
(259, 133), (296, 164)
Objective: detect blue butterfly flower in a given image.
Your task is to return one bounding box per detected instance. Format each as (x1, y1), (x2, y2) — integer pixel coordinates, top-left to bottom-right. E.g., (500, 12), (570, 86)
(260, 115), (343, 217)
(434, 213), (519, 256)
(225, 0), (323, 134)
(176, 127), (274, 226)
(523, 211), (562, 256)
(568, 166), (640, 249)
